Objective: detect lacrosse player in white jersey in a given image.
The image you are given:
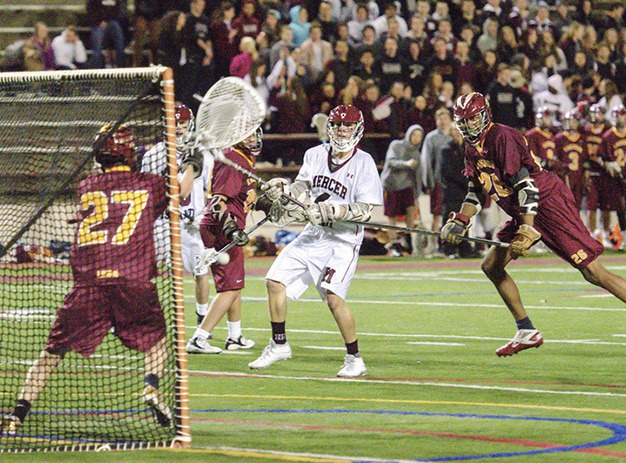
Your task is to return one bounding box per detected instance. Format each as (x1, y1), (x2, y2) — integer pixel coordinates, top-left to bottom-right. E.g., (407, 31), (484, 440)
(249, 104), (383, 377)
(141, 102), (214, 327)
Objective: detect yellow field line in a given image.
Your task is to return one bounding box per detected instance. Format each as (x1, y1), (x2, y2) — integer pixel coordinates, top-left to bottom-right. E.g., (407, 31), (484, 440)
(191, 393), (626, 416)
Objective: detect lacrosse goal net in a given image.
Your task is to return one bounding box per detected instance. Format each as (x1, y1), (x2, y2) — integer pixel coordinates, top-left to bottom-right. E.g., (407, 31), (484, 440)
(0, 67), (189, 452)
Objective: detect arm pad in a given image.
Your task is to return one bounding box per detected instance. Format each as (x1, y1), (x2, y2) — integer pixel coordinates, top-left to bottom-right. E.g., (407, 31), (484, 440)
(461, 181), (482, 214)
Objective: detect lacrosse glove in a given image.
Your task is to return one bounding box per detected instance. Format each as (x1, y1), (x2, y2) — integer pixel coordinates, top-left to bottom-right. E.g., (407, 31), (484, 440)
(223, 220), (250, 246)
(440, 212), (471, 245)
(510, 224), (541, 258)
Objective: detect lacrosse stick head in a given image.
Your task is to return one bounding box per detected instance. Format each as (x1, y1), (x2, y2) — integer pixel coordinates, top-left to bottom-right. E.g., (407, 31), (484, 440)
(195, 77), (267, 151)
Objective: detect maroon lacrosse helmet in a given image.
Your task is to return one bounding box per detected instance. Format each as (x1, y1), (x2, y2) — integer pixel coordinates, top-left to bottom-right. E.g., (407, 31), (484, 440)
(175, 102), (194, 148)
(327, 104), (364, 152)
(453, 92), (492, 145)
(94, 123), (137, 169)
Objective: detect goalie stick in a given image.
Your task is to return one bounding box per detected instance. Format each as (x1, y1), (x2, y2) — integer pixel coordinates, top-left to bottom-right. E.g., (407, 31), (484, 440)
(343, 219), (510, 248)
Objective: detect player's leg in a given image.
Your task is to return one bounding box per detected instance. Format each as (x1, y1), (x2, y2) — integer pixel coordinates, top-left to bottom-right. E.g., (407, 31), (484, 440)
(143, 337), (172, 427)
(481, 244), (543, 356)
(580, 259), (626, 302)
(187, 290), (239, 354)
(1, 349), (63, 434)
(249, 239), (316, 370)
(326, 292), (366, 378)
(224, 292), (255, 350)
(194, 273), (210, 327)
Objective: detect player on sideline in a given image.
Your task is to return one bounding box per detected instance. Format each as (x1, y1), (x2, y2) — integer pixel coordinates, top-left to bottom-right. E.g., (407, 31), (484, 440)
(441, 92), (626, 356)
(1, 124), (172, 434)
(141, 103), (213, 327)
(248, 104), (383, 377)
(185, 126), (264, 354)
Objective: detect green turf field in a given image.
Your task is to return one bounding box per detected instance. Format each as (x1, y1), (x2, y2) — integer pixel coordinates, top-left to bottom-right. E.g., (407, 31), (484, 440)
(7, 253), (626, 462)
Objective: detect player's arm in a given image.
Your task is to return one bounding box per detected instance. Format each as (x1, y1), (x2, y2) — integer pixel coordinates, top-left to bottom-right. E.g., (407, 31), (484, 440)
(506, 167), (542, 257)
(207, 194), (249, 246)
(441, 180), (483, 244)
(306, 201), (376, 225)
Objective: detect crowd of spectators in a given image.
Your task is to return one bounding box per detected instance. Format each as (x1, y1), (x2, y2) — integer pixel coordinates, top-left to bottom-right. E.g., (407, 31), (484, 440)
(5, 1), (625, 160)
(3, 0), (626, 257)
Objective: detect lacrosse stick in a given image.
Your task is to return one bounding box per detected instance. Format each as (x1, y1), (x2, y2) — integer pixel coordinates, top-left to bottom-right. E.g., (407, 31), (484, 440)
(343, 219), (509, 248)
(193, 216), (270, 274)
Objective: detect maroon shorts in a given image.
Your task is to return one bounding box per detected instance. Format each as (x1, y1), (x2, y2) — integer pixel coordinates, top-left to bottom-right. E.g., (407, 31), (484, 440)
(384, 188), (415, 217)
(497, 187), (603, 269)
(430, 182), (443, 216)
(567, 174), (585, 210)
(200, 224), (245, 292)
(586, 175), (600, 210)
(46, 282), (166, 357)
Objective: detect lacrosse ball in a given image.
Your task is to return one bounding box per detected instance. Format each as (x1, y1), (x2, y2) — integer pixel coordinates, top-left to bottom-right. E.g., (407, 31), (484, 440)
(216, 252), (230, 265)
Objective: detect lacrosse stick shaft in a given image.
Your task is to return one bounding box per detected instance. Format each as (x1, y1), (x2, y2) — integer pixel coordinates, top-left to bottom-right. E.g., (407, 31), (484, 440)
(211, 151), (309, 210)
(343, 219), (509, 248)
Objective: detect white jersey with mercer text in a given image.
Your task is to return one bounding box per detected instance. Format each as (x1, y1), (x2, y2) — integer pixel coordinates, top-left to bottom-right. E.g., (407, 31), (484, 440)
(297, 144), (383, 245)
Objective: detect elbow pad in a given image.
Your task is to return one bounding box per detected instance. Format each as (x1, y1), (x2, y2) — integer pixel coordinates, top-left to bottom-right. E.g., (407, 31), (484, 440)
(514, 178), (539, 216)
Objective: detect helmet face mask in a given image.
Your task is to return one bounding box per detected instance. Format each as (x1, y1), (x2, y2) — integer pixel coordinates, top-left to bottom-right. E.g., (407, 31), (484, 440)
(327, 105), (364, 153)
(453, 92), (492, 145)
(94, 123), (137, 169)
(175, 103), (194, 149)
(237, 126), (263, 156)
(561, 111), (579, 131)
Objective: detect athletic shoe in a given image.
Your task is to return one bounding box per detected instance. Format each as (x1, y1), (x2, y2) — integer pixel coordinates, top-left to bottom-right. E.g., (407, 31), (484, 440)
(186, 337), (222, 354)
(0, 415), (21, 434)
(496, 329), (544, 357)
(337, 354), (367, 377)
(248, 340), (291, 369)
(143, 385), (172, 427)
(225, 335), (255, 351)
(609, 223), (623, 250)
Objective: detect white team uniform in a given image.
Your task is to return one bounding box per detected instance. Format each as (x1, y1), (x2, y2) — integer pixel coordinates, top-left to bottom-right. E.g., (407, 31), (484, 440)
(266, 145), (383, 300)
(141, 142), (213, 275)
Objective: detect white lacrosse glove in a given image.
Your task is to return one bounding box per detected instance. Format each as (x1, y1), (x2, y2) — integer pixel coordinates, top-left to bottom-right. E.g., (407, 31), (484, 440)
(194, 247), (218, 275)
(305, 201), (342, 225)
(262, 178), (290, 201)
(605, 161), (622, 178)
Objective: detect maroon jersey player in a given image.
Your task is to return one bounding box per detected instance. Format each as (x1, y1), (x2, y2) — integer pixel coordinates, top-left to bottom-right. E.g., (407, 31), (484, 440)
(554, 110), (588, 210)
(1, 124), (172, 435)
(186, 127), (264, 354)
(582, 104), (611, 241)
(441, 92), (626, 357)
(525, 106), (565, 178)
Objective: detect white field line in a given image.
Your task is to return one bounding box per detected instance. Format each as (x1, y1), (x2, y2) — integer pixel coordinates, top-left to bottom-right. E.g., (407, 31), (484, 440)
(190, 369), (626, 398)
(406, 342), (465, 346)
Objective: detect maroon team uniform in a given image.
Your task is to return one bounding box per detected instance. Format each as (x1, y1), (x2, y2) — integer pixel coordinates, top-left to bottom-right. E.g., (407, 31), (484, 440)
(598, 127), (626, 210)
(462, 124), (603, 268)
(554, 130), (588, 209)
(582, 123), (609, 212)
(200, 147), (256, 292)
(46, 167), (168, 357)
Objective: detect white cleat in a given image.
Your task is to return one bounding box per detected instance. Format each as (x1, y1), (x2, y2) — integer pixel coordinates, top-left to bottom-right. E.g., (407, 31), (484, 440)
(186, 337), (222, 354)
(143, 385), (172, 427)
(248, 340), (291, 369)
(225, 335), (255, 351)
(337, 354), (367, 377)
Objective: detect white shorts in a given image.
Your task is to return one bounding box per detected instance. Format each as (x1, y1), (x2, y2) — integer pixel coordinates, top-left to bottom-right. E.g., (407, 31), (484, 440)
(154, 218), (206, 276)
(181, 224), (206, 276)
(265, 229), (361, 301)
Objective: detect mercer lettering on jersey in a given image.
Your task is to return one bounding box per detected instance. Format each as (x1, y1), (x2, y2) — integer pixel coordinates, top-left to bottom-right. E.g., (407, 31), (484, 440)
(312, 175), (348, 199)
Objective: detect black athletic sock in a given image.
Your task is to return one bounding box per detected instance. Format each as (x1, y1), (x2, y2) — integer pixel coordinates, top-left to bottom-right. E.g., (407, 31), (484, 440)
(144, 373), (159, 390)
(618, 210), (626, 231)
(516, 317), (535, 330)
(13, 399), (31, 422)
(346, 340), (359, 356)
(271, 322), (286, 344)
